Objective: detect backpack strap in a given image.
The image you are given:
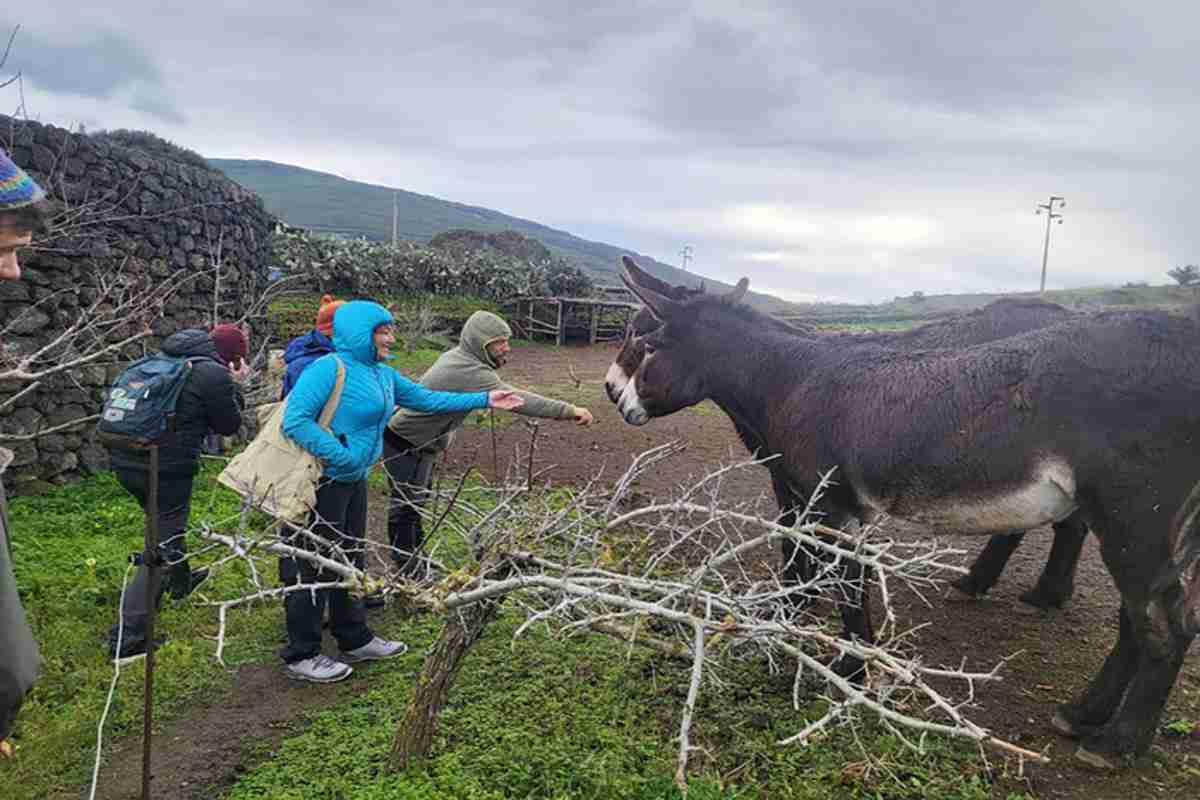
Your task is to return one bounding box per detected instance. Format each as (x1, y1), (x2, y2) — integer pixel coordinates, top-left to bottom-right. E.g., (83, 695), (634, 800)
(317, 356), (346, 430)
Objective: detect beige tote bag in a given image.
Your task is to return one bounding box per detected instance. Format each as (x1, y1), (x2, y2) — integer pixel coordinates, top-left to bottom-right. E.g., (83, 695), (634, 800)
(218, 357), (346, 523)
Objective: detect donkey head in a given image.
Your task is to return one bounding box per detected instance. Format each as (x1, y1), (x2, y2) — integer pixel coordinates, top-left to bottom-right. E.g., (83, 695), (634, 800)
(616, 256), (748, 425)
(605, 272), (704, 403)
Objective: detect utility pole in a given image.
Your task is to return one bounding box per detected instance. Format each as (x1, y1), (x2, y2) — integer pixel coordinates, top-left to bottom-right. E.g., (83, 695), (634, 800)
(1035, 195), (1065, 294)
(392, 191), (399, 247)
(679, 244), (693, 272)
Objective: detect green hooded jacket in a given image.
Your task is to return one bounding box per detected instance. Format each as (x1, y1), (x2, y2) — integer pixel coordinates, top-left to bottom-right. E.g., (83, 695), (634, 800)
(387, 311), (574, 452)
(0, 447), (39, 741)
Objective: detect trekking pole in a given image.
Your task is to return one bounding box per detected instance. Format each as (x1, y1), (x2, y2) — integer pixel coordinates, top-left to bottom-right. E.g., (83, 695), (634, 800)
(141, 443), (161, 800)
(488, 409), (499, 482)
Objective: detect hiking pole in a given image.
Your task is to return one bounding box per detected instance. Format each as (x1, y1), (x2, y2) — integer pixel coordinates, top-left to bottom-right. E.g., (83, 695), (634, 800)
(141, 443), (161, 800)
(488, 409), (499, 481)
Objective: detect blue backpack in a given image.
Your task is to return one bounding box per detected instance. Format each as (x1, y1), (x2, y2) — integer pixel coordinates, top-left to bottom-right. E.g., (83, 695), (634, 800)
(97, 354), (208, 447)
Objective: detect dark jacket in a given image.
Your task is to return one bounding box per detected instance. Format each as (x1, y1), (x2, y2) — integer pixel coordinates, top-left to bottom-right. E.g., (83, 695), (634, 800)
(108, 330), (244, 476)
(281, 330), (335, 400)
(0, 449), (39, 742)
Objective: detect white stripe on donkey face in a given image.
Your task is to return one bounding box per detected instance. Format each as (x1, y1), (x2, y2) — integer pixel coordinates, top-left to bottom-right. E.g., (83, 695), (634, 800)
(605, 361), (631, 404)
(617, 374), (650, 426)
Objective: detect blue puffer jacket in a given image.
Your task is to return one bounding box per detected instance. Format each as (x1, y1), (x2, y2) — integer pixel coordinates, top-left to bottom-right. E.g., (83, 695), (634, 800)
(283, 301), (489, 483)
(281, 330), (334, 399)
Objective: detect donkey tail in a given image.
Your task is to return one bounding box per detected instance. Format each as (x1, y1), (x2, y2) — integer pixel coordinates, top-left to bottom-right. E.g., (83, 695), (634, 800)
(1153, 480), (1200, 637)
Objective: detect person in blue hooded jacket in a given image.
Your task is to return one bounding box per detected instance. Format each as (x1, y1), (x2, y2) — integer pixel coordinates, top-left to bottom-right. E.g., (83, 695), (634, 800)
(279, 299), (522, 683)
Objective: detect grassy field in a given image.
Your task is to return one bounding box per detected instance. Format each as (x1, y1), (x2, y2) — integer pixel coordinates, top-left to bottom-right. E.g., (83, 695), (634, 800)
(0, 464), (284, 797)
(1, 468), (1016, 800)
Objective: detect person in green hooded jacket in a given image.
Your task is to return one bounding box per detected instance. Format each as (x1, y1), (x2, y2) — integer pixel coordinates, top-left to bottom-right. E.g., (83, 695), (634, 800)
(383, 311), (594, 577)
(0, 150), (47, 756)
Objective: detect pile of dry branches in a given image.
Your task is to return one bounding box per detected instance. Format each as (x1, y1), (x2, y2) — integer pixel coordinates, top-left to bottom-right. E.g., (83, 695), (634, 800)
(194, 435), (1046, 788)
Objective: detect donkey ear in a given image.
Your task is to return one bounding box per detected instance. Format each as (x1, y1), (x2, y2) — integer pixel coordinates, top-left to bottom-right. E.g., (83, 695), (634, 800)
(724, 277), (749, 305)
(620, 255), (677, 298)
(622, 257), (682, 319)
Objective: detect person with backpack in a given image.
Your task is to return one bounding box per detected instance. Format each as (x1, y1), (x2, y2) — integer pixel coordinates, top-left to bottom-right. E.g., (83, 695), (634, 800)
(103, 324), (251, 660)
(0, 151), (46, 756)
(278, 300), (523, 683)
(383, 311), (594, 579)
(280, 294), (344, 400)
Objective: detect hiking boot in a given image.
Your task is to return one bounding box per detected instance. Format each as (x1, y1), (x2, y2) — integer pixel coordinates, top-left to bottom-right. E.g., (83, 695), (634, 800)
(169, 566), (210, 601)
(339, 636), (408, 663)
(283, 654), (353, 683)
(109, 633), (165, 664)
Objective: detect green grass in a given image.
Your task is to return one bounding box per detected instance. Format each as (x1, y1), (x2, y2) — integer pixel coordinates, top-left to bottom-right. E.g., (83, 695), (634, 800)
(388, 348), (445, 376)
(222, 612), (995, 800)
(0, 464), (283, 799)
(2, 468), (1003, 800)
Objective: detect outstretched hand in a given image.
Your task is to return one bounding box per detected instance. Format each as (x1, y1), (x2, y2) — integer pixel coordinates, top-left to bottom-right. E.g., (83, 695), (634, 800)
(572, 406), (595, 426)
(488, 390), (525, 411)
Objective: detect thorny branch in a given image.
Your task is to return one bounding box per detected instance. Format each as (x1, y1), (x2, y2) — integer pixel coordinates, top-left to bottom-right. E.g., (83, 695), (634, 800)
(193, 446), (1047, 785)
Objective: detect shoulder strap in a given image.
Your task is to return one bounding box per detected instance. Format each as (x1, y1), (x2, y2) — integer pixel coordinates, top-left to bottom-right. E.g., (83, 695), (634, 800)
(317, 356), (346, 430)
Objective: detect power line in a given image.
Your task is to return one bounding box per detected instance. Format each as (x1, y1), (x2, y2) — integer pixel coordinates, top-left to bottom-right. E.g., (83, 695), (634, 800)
(1035, 195), (1065, 294)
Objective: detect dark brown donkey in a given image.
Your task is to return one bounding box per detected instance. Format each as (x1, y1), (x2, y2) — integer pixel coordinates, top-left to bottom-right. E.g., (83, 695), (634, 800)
(606, 278), (1088, 609)
(617, 256), (1200, 767)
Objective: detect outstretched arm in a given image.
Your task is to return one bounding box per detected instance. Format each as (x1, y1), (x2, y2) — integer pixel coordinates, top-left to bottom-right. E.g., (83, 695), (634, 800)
(389, 368), (495, 414)
(474, 372), (591, 423)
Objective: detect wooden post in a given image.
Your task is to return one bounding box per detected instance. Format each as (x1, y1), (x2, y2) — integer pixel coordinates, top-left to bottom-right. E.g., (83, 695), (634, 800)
(589, 303), (598, 345)
(555, 300), (564, 347)
(142, 444), (161, 800)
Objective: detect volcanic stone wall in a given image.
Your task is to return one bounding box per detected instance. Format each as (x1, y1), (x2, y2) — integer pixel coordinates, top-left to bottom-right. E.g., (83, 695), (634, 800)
(0, 116), (275, 488)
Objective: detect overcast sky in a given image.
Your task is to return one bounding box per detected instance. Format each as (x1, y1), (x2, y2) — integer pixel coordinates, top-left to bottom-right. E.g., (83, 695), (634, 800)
(4, 2), (1197, 303)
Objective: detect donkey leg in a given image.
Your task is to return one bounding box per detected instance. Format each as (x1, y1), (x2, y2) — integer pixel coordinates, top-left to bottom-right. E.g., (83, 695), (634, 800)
(775, 473), (819, 610)
(1075, 580), (1195, 767)
(1053, 605), (1138, 739)
(952, 533), (1024, 598)
(832, 554), (876, 683)
(1020, 512), (1088, 610)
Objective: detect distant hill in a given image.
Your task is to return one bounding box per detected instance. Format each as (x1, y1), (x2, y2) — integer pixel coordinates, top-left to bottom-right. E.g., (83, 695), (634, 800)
(207, 158), (796, 312)
(777, 284), (1200, 328)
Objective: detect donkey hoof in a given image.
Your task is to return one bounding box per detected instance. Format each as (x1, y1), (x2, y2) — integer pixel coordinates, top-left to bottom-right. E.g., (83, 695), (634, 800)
(1074, 745), (1121, 770)
(1019, 587), (1069, 611)
(950, 575), (986, 598)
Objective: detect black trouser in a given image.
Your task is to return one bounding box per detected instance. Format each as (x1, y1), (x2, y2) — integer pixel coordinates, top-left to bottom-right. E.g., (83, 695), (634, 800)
(109, 469), (196, 651)
(383, 433), (435, 575)
(279, 478), (374, 663)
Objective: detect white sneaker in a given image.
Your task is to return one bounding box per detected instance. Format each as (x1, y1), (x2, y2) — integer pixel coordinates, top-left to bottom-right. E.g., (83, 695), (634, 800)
(340, 636), (408, 663)
(284, 654), (353, 683)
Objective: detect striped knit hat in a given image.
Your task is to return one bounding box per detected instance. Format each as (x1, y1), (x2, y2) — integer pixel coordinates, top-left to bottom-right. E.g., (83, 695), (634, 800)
(0, 150), (45, 210)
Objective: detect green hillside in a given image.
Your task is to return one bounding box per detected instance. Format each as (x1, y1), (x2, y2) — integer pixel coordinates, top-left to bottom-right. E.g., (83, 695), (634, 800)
(207, 158), (795, 311)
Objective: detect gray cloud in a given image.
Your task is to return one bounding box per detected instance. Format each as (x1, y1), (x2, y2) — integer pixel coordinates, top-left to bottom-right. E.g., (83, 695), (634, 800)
(14, 2), (1200, 301)
(0, 22), (183, 122)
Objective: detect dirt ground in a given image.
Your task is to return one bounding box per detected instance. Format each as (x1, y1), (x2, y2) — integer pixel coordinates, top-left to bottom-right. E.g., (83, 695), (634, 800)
(94, 341), (1200, 800)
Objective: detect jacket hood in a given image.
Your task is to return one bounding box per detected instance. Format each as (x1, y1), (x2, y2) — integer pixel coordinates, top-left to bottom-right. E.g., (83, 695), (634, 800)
(460, 311), (511, 368)
(161, 329), (221, 362)
(332, 300), (394, 364)
(284, 330), (334, 364)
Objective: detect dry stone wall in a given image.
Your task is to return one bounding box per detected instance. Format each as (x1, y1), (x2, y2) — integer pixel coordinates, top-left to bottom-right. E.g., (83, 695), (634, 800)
(0, 116), (276, 489)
